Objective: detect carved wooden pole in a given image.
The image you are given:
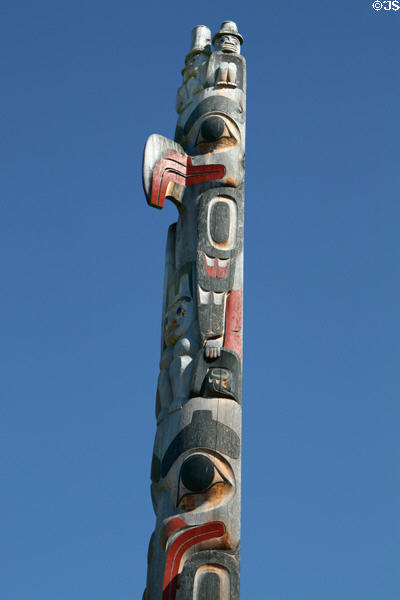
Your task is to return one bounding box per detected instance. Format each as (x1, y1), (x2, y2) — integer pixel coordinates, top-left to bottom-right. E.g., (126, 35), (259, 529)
(142, 21), (246, 600)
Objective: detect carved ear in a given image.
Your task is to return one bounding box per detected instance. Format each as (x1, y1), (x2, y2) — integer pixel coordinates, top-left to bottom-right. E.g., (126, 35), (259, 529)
(142, 134), (186, 204)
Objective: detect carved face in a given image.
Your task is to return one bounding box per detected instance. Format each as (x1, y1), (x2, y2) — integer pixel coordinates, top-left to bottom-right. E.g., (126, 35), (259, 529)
(164, 296), (195, 346)
(214, 34), (241, 54)
(148, 402), (241, 600)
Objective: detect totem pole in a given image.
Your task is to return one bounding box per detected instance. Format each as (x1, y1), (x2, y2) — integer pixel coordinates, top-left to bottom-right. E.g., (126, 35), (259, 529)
(142, 21), (246, 600)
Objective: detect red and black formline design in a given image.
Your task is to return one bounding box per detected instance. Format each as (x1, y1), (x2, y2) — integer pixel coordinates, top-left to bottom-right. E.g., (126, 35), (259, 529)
(142, 20), (245, 600)
(150, 151), (225, 209)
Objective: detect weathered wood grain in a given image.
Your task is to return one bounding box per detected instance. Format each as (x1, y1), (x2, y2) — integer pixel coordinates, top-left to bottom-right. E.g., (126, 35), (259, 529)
(141, 21), (246, 600)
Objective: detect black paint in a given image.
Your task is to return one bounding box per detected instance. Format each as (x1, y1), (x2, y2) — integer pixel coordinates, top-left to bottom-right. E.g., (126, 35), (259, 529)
(161, 410), (240, 477)
(151, 454), (161, 483)
(198, 572), (221, 600)
(180, 454), (215, 493)
(178, 549), (240, 600)
(182, 96), (244, 137)
(190, 348), (242, 404)
(206, 367), (233, 397)
(200, 116), (225, 142)
(210, 201), (230, 244)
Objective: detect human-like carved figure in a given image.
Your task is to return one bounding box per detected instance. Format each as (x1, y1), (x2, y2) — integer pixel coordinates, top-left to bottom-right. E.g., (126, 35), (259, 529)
(214, 31), (242, 54)
(156, 295), (200, 422)
(142, 20), (245, 600)
(213, 22), (243, 88)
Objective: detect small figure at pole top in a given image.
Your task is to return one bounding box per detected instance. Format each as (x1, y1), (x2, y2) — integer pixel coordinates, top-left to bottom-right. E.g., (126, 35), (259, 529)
(213, 21), (243, 54)
(141, 20), (246, 600)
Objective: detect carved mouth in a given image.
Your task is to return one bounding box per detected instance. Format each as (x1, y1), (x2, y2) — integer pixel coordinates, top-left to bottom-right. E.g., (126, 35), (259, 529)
(221, 42), (236, 52)
(162, 521), (225, 600)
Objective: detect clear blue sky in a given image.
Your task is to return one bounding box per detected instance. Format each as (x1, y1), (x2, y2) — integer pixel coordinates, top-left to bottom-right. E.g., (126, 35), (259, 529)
(1, 1), (399, 598)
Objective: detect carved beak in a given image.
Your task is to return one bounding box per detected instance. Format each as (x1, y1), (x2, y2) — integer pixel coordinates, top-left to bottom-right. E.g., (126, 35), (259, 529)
(143, 133), (225, 210)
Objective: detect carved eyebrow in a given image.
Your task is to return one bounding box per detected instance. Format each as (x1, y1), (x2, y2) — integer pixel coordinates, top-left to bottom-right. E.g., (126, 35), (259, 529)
(175, 296), (191, 304)
(160, 410), (240, 478)
(182, 96), (244, 137)
(166, 296), (191, 314)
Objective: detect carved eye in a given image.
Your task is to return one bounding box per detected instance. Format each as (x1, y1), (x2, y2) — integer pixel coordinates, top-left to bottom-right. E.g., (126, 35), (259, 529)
(177, 453), (232, 510)
(195, 115), (238, 154)
(176, 305), (185, 317)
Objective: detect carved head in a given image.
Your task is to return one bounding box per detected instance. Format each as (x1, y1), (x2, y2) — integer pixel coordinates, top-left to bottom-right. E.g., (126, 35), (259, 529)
(164, 296), (195, 346)
(214, 34), (241, 54)
(148, 404), (241, 599)
(212, 21), (243, 54)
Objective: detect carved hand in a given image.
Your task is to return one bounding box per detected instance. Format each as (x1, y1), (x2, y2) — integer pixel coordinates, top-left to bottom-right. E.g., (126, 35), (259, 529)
(204, 338), (223, 359)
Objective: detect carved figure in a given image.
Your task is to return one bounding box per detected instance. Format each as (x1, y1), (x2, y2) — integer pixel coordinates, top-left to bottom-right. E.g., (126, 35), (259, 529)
(213, 21), (243, 54)
(157, 293), (200, 422)
(176, 26), (211, 115)
(213, 21), (243, 88)
(142, 21), (246, 600)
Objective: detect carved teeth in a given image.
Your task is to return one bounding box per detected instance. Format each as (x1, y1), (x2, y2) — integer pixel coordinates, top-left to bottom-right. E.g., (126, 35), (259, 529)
(218, 259), (229, 269)
(198, 286), (211, 304)
(205, 255), (215, 267)
(213, 292), (224, 305)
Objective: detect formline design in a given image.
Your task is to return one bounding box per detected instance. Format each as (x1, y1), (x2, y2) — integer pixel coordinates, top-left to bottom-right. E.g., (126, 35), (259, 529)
(142, 21), (246, 600)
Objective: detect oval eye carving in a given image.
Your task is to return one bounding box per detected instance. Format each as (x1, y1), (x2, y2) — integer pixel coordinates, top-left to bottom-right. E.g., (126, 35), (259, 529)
(200, 116), (226, 142)
(181, 454), (215, 492)
(177, 453), (232, 510)
(195, 115), (238, 154)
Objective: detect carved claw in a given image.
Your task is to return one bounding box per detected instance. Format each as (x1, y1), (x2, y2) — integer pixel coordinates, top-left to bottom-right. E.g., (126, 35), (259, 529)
(205, 339), (222, 359)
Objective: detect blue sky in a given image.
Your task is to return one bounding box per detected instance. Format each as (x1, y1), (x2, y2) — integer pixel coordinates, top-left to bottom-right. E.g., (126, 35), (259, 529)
(1, 1), (399, 598)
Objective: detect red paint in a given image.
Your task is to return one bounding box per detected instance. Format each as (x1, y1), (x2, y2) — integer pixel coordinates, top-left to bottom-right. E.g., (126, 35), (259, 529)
(224, 289), (242, 359)
(166, 321), (179, 334)
(162, 521), (225, 600)
(161, 517), (187, 548)
(150, 150), (225, 209)
(204, 254), (230, 278)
